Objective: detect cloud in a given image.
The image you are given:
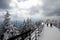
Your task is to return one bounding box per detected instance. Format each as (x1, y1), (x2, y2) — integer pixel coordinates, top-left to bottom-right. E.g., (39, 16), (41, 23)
(0, 0), (60, 21)
(17, 0), (28, 2)
(17, 0), (43, 9)
(0, 0), (43, 21)
(0, 0), (43, 9)
(0, 0), (17, 9)
(8, 7), (44, 21)
(43, 0), (60, 16)
(0, 0), (11, 9)
(29, 5), (43, 15)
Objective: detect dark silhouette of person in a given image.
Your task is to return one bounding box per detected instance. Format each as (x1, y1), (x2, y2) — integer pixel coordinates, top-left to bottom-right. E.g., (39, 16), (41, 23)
(47, 23), (48, 27)
(50, 23), (52, 27)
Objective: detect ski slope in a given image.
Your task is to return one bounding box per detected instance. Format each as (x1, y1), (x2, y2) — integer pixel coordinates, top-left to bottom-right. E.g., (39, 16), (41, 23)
(38, 24), (60, 40)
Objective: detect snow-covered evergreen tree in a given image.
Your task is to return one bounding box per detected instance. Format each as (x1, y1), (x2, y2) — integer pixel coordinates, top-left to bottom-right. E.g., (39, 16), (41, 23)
(4, 11), (10, 28)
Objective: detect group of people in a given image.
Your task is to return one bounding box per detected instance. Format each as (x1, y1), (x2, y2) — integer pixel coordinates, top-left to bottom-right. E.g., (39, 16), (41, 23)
(47, 23), (52, 27)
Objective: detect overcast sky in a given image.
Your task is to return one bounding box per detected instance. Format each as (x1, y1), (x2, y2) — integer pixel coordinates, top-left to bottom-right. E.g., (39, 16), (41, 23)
(0, 0), (60, 22)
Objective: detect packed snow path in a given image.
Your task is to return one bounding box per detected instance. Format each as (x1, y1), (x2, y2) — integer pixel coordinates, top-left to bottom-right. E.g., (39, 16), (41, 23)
(38, 24), (60, 40)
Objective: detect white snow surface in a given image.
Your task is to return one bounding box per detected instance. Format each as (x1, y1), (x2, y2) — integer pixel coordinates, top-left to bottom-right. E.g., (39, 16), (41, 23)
(38, 24), (60, 40)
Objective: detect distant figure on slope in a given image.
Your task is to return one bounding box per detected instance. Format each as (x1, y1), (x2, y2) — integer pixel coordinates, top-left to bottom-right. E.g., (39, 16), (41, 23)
(47, 23), (48, 27)
(50, 23), (52, 27)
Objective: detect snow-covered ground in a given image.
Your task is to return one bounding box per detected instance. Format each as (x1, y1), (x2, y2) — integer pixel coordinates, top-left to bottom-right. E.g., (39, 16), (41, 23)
(38, 24), (60, 40)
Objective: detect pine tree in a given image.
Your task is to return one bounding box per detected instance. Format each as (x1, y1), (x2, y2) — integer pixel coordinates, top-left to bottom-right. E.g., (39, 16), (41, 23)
(4, 11), (10, 28)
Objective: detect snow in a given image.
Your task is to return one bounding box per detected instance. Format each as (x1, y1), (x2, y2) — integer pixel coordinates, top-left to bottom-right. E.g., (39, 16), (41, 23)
(38, 24), (60, 40)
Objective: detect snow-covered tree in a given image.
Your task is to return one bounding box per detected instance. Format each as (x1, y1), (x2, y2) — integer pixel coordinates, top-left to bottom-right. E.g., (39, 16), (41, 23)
(4, 11), (10, 27)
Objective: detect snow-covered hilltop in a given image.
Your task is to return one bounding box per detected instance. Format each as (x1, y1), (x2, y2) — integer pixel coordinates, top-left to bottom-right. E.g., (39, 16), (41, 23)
(38, 24), (60, 40)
